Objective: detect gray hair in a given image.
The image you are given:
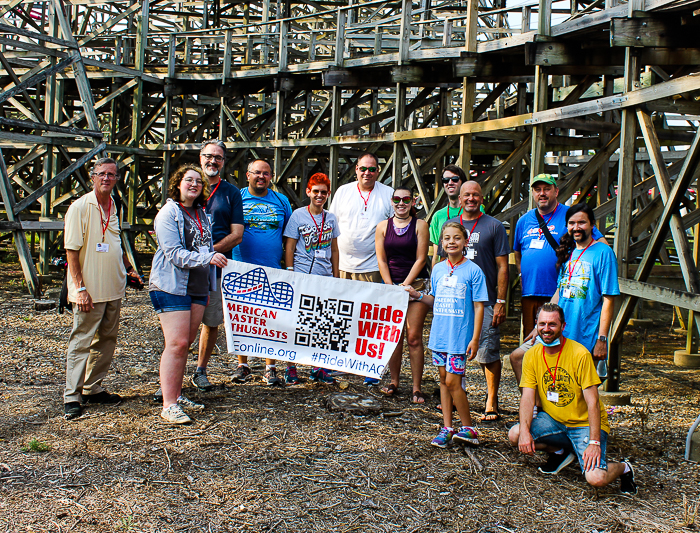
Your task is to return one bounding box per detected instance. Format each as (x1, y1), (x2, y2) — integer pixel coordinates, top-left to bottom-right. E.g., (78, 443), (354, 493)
(200, 139), (226, 157)
(90, 157), (120, 179)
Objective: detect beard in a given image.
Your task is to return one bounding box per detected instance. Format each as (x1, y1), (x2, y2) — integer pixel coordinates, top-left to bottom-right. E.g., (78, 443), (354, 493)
(203, 166), (220, 178)
(571, 229), (591, 242)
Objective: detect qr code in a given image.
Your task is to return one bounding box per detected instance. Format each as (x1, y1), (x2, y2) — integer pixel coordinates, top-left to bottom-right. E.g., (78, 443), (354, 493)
(295, 294), (353, 353)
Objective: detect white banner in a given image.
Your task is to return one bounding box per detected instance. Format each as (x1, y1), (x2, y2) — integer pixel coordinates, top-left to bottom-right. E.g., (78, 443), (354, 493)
(221, 261), (409, 379)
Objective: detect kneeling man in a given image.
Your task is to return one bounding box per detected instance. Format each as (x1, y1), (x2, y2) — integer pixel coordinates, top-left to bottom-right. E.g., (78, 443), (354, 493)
(508, 303), (637, 493)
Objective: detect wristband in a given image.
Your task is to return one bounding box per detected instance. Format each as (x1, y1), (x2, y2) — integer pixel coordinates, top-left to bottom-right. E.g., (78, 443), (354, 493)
(78, 287), (87, 293)
(588, 439), (601, 446)
(496, 299), (506, 304)
(286, 267), (294, 271)
(417, 293), (424, 301)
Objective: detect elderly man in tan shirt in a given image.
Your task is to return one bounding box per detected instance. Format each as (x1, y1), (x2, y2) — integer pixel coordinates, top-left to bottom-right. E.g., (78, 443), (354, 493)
(63, 157), (140, 420)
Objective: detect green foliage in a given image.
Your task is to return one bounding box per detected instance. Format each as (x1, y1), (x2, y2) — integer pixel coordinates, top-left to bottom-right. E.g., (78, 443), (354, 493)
(21, 438), (50, 453)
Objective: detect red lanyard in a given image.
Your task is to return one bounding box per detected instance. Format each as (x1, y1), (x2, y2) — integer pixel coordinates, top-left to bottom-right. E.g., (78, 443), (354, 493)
(98, 199), (112, 243)
(207, 180), (221, 202)
(357, 183), (372, 211)
(178, 202), (203, 239)
(542, 338), (566, 389)
(307, 207), (326, 249)
(566, 240), (595, 285)
(447, 256), (465, 276)
(447, 206), (462, 220)
(538, 204), (558, 238)
(460, 213), (482, 241)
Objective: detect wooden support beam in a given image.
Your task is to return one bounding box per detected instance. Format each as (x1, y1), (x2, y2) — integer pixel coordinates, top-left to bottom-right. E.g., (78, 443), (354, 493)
(618, 278), (700, 313)
(0, 54), (78, 106)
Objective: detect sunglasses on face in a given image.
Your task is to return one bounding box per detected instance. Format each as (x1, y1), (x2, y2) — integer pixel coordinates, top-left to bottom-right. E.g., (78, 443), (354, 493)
(309, 189), (328, 196)
(392, 196), (412, 205)
(358, 166), (378, 173)
(442, 176), (461, 184)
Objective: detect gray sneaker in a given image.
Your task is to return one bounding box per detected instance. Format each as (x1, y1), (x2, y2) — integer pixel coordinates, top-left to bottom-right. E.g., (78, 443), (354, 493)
(191, 371), (214, 392)
(177, 395), (204, 410)
(264, 367), (284, 387)
(161, 404), (191, 424)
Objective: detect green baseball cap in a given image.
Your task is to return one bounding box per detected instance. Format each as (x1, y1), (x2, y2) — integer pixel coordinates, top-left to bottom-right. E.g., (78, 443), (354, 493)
(531, 173), (558, 186)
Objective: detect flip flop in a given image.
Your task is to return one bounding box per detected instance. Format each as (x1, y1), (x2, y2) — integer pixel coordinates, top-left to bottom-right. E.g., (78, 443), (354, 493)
(381, 383), (400, 396)
(411, 390), (425, 404)
(480, 411), (502, 423)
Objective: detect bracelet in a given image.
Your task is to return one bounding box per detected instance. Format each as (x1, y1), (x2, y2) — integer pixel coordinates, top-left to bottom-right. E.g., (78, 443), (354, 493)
(588, 439), (601, 446)
(417, 293), (424, 301)
(78, 287), (87, 293)
(496, 298), (506, 304)
(286, 267), (294, 271)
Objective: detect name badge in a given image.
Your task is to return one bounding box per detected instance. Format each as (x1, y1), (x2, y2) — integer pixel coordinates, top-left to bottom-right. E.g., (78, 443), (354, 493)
(530, 239), (545, 250)
(546, 390), (559, 403)
(465, 249), (475, 260)
(199, 246), (209, 254)
(314, 248), (328, 258)
(96, 243), (109, 253)
(562, 288), (572, 298)
(443, 275), (457, 288)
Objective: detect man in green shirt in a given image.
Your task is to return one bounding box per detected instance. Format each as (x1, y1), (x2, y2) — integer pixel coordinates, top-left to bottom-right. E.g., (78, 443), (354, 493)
(430, 165), (466, 267)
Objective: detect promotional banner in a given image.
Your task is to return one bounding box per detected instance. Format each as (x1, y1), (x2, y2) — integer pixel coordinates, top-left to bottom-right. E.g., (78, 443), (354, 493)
(221, 261), (409, 379)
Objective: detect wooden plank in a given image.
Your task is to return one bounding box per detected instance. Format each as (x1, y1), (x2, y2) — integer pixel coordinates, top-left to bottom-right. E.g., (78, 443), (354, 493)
(0, 53), (78, 105)
(610, 16), (696, 48)
(618, 278), (700, 313)
(0, 116), (103, 138)
(0, 22), (76, 48)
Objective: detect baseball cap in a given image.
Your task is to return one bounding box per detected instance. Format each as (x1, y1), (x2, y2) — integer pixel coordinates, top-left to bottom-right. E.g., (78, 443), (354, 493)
(531, 173), (557, 186)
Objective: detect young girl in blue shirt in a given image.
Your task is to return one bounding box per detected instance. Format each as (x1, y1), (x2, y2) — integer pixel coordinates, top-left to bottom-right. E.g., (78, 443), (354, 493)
(407, 222), (489, 447)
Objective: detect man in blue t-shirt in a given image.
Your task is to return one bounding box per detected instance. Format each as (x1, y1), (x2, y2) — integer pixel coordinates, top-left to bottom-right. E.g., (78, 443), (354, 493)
(230, 159), (292, 386)
(194, 140), (244, 393)
(510, 174), (605, 386)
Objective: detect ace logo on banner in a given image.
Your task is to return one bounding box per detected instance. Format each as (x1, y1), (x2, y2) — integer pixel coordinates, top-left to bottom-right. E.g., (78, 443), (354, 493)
(221, 261), (409, 379)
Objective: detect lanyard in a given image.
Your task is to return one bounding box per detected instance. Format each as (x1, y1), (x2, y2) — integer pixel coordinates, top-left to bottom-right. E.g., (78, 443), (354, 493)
(447, 257), (465, 276)
(98, 199), (113, 243)
(460, 213), (482, 242)
(538, 204), (558, 238)
(447, 205), (462, 220)
(178, 202), (204, 239)
(566, 240), (595, 285)
(207, 179), (221, 202)
(307, 207), (326, 250)
(542, 338), (566, 389)
(357, 183), (372, 212)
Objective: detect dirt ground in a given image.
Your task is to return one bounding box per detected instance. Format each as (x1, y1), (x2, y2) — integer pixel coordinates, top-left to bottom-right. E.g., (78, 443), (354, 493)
(1, 261), (700, 533)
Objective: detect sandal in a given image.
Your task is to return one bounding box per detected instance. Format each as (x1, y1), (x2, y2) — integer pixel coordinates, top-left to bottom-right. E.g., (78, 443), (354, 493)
(411, 390), (425, 404)
(480, 411), (502, 423)
(381, 383), (400, 396)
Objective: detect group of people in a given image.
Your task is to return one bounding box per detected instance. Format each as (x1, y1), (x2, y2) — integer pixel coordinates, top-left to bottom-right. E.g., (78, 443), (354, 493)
(61, 145), (636, 494)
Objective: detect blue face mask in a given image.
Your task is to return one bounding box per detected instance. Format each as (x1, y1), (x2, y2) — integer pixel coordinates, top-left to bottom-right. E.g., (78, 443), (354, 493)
(538, 334), (561, 347)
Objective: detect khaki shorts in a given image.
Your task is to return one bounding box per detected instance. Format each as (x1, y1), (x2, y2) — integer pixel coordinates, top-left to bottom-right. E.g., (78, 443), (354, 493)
(339, 270), (383, 283)
(407, 278), (430, 301)
(202, 277), (223, 328)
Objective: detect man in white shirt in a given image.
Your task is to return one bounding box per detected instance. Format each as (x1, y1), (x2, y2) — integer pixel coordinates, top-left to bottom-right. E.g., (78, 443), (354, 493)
(329, 153), (393, 282)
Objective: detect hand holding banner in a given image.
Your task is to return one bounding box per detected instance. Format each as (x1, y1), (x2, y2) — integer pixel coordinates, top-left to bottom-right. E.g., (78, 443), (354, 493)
(221, 261), (409, 379)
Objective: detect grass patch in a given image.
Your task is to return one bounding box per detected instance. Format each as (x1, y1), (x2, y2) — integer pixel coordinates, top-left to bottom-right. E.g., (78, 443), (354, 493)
(21, 438), (50, 453)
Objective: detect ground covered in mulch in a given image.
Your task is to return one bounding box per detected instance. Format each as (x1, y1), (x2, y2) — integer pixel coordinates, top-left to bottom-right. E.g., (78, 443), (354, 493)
(1, 261), (700, 533)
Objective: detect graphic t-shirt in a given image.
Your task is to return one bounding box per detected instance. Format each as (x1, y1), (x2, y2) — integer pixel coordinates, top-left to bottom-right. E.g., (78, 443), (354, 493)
(438, 214), (510, 305)
(283, 208), (340, 276)
(520, 338), (609, 433)
(232, 189), (292, 268)
(557, 242), (620, 352)
(205, 179), (244, 260)
(514, 205), (603, 298)
(427, 260), (489, 355)
(329, 181), (394, 273)
(180, 205), (212, 297)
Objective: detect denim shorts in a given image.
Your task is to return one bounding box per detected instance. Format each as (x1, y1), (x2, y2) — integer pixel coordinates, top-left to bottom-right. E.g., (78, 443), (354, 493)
(149, 290), (208, 314)
(530, 410), (608, 472)
(432, 351), (466, 375)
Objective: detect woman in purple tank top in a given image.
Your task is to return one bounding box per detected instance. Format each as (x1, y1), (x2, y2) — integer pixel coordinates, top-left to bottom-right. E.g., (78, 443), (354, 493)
(375, 186), (430, 403)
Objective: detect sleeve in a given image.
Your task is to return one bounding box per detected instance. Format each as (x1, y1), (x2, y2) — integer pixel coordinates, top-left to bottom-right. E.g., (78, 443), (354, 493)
(328, 187), (340, 215)
(494, 220), (511, 256)
(471, 266), (490, 302)
(513, 218), (523, 253)
(519, 348), (539, 389)
(155, 205), (215, 269)
(64, 200), (85, 250)
(430, 267), (440, 296)
(576, 346), (602, 389)
(230, 187), (244, 226)
(429, 215), (441, 246)
(599, 247), (620, 296)
(329, 213), (341, 238)
(282, 196), (293, 230)
(592, 226), (603, 240)
(283, 210), (300, 239)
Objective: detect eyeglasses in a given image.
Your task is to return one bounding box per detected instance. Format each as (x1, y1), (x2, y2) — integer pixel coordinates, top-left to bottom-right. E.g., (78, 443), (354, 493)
(249, 170), (272, 178)
(442, 176), (461, 184)
(183, 177), (204, 186)
(358, 166), (378, 173)
(391, 196), (412, 205)
(202, 154), (224, 162)
(94, 172), (119, 180)
(309, 189), (329, 196)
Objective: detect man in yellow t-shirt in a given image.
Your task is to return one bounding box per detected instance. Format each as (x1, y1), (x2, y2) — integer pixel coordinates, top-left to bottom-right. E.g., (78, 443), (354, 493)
(508, 303), (637, 494)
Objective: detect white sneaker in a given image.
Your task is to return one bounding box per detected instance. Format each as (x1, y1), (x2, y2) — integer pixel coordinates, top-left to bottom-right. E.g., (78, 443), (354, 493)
(161, 404), (192, 424)
(177, 395), (204, 410)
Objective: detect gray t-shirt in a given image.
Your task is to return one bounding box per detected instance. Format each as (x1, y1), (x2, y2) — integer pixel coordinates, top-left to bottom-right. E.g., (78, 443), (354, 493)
(283, 207), (340, 276)
(438, 213), (510, 305)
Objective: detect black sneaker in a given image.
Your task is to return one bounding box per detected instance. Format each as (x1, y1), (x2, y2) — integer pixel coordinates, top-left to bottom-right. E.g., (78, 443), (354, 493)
(64, 402), (82, 420)
(153, 388), (163, 403)
(538, 451), (576, 475)
(232, 365), (251, 383)
(82, 391), (121, 404)
(191, 371), (214, 392)
(619, 462), (638, 495)
(264, 368), (284, 386)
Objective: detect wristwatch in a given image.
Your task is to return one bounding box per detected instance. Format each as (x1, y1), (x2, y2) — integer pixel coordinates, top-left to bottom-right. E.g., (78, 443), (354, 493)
(598, 335), (607, 342)
(496, 299), (506, 304)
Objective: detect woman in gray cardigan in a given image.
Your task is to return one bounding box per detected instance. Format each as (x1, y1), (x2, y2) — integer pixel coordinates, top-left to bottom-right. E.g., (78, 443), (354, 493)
(149, 164), (227, 424)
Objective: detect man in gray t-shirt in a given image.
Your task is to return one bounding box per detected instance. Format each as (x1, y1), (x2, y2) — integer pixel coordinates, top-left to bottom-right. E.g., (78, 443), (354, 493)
(436, 181), (510, 421)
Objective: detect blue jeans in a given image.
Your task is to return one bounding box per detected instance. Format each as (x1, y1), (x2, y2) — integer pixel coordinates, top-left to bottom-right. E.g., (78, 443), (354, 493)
(149, 290), (208, 314)
(530, 411), (608, 472)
